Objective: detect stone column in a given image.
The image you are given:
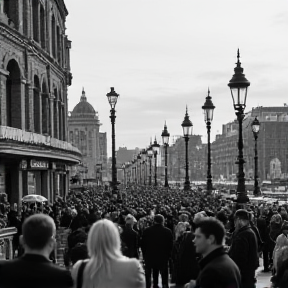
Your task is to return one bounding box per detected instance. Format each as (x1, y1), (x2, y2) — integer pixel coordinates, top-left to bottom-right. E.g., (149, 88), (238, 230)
(17, 0), (23, 34)
(20, 78), (26, 130)
(41, 170), (49, 199)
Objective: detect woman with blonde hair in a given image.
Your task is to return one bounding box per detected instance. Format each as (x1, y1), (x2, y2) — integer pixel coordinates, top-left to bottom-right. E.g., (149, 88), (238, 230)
(71, 219), (145, 288)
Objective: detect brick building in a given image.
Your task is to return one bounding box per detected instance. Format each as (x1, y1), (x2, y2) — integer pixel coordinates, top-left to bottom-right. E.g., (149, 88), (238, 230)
(0, 0), (81, 206)
(212, 106), (288, 182)
(68, 89), (107, 184)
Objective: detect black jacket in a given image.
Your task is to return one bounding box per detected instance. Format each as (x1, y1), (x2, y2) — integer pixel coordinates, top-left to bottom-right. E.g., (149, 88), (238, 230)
(0, 254), (73, 288)
(229, 225), (259, 283)
(171, 232), (200, 285)
(195, 247), (241, 288)
(141, 223), (173, 266)
(121, 225), (139, 259)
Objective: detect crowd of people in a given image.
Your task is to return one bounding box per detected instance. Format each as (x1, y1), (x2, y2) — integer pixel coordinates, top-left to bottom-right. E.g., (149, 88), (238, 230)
(1, 185), (288, 287)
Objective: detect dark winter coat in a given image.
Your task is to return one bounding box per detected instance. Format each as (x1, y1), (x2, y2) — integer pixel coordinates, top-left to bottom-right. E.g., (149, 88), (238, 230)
(194, 247), (241, 288)
(141, 223), (173, 267)
(171, 231), (200, 285)
(121, 225), (139, 259)
(229, 225), (259, 286)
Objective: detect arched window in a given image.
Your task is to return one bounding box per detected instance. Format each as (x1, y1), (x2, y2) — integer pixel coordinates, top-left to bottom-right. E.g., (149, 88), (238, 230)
(33, 76), (41, 133)
(6, 60), (22, 128)
(51, 15), (56, 57)
(40, 4), (45, 48)
(32, 0), (39, 42)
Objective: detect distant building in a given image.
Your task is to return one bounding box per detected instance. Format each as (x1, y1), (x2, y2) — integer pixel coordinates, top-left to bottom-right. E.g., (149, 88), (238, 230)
(68, 89), (107, 184)
(212, 106), (288, 182)
(0, 0), (81, 205)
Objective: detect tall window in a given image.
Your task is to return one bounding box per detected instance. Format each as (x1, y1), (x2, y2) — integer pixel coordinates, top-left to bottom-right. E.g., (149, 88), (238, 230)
(40, 5), (45, 48)
(32, 0), (39, 42)
(51, 15), (56, 57)
(33, 76), (41, 133)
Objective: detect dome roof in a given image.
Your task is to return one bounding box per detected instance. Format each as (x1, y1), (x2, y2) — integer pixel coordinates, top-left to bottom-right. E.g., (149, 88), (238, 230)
(71, 88), (97, 117)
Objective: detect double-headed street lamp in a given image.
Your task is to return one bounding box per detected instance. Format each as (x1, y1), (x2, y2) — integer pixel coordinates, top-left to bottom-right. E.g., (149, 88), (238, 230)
(137, 154), (142, 184)
(228, 49), (250, 204)
(147, 146), (153, 186)
(202, 89), (215, 193)
(181, 107), (193, 191)
(141, 149), (147, 185)
(251, 117), (260, 196)
(152, 138), (160, 186)
(106, 87), (119, 196)
(161, 122), (170, 187)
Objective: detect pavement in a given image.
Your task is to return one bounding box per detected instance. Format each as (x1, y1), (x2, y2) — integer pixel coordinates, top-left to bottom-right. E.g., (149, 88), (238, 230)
(256, 266), (272, 288)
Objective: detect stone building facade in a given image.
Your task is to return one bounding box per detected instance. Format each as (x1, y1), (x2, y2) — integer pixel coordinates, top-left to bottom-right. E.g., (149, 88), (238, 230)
(68, 89), (107, 184)
(0, 0), (81, 206)
(212, 106), (288, 182)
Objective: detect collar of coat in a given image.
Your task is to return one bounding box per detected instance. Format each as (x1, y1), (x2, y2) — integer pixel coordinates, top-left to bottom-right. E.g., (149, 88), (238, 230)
(198, 246), (226, 269)
(233, 224), (252, 237)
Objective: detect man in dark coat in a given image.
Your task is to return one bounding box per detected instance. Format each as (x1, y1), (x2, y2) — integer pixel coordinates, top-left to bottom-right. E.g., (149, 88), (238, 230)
(141, 214), (173, 288)
(185, 217), (241, 288)
(121, 214), (139, 259)
(229, 209), (259, 288)
(0, 214), (73, 288)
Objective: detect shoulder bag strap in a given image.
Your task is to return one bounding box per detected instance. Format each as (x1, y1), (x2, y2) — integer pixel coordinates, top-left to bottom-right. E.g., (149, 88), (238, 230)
(77, 260), (88, 288)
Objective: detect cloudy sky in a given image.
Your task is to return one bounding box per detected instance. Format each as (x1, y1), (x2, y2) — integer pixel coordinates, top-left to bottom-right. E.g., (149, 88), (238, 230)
(65, 0), (288, 155)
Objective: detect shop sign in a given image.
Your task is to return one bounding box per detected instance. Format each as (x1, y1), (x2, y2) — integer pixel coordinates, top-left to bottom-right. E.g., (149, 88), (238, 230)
(30, 160), (48, 169)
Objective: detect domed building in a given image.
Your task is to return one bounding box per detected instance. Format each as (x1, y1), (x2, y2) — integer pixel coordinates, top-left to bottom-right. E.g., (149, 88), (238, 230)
(0, 0), (81, 206)
(68, 89), (107, 184)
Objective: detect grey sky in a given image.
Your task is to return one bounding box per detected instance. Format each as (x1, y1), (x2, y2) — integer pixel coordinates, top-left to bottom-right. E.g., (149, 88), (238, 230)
(65, 0), (288, 155)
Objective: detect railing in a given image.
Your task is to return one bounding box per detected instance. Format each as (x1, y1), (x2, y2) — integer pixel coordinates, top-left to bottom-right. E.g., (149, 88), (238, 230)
(0, 126), (81, 154)
(0, 227), (17, 260)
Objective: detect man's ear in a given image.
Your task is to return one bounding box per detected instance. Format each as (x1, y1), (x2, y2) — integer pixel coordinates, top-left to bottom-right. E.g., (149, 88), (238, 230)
(208, 234), (216, 245)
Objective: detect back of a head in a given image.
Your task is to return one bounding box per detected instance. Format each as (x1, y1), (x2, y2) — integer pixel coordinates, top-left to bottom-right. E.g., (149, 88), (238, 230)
(87, 219), (121, 258)
(154, 214), (164, 225)
(234, 209), (250, 221)
(197, 217), (225, 245)
(22, 214), (55, 250)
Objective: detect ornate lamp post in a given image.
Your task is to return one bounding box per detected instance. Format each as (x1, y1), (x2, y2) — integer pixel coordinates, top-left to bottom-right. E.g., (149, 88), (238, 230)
(106, 87), (119, 196)
(141, 149), (147, 185)
(147, 146), (153, 186)
(228, 49), (250, 204)
(152, 138), (160, 186)
(121, 163), (126, 186)
(161, 122), (170, 187)
(181, 107), (193, 191)
(137, 154), (142, 184)
(251, 117), (260, 196)
(202, 89), (215, 193)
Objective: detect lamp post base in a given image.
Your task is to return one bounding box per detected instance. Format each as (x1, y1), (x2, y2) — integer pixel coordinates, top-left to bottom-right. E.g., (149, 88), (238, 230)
(184, 181), (191, 191)
(236, 192), (249, 204)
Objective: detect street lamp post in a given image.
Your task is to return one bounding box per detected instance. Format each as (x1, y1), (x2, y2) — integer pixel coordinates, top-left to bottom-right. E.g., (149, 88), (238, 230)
(251, 117), (260, 196)
(152, 138), (160, 186)
(147, 146), (153, 186)
(106, 87), (119, 196)
(228, 49), (250, 204)
(161, 122), (170, 188)
(137, 154), (142, 184)
(122, 163), (126, 187)
(181, 107), (193, 191)
(202, 89), (215, 193)
(141, 149), (147, 185)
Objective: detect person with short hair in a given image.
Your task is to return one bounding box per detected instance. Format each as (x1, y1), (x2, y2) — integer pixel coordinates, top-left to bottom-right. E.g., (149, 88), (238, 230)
(141, 214), (173, 288)
(0, 214), (73, 288)
(71, 219), (145, 288)
(185, 217), (241, 288)
(229, 209), (259, 288)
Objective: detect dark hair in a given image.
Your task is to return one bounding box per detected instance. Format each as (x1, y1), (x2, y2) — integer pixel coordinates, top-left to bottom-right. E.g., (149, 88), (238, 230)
(22, 214), (55, 250)
(234, 209), (250, 221)
(197, 217), (225, 245)
(154, 214), (164, 224)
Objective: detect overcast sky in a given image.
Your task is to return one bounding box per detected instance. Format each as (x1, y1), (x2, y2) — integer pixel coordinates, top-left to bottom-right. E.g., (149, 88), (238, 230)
(65, 0), (288, 156)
